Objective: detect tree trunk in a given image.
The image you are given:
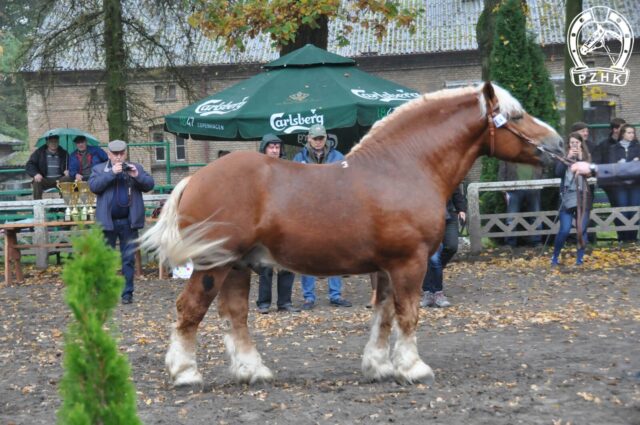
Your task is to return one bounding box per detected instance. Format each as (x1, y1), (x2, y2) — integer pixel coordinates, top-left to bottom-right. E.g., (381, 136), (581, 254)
(103, 0), (128, 141)
(477, 0), (501, 81)
(280, 16), (328, 56)
(564, 0), (583, 134)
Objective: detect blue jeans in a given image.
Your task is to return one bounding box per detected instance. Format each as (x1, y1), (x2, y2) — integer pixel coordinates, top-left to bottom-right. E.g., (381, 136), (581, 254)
(611, 186), (640, 241)
(104, 218), (138, 298)
(301, 275), (342, 302)
(257, 267), (294, 308)
(553, 208), (589, 259)
(505, 189), (542, 246)
(441, 218), (460, 267)
(422, 245), (443, 293)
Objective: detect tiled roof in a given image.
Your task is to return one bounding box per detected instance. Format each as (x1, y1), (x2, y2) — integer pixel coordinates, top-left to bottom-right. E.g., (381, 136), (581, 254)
(23, 0), (640, 72)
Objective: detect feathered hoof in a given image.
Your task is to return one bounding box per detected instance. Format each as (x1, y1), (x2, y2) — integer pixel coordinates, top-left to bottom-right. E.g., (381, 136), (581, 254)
(172, 368), (203, 387)
(394, 360), (435, 385)
(362, 358), (395, 382)
(232, 363), (274, 385)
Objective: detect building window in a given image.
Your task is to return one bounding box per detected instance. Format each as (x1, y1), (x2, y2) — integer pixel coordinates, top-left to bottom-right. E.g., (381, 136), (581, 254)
(153, 132), (165, 161)
(175, 136), (186, 160)
(154, 85), (165, 102)
(167, 85), (177, 101)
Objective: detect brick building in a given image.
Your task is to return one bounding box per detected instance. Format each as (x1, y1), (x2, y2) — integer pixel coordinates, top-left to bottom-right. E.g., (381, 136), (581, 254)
(22, 0), (640, 185)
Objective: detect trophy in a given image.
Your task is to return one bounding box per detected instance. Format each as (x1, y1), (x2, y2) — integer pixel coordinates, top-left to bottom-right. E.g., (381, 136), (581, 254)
(57, 181), (77, 221)
(87, 191), (96, 221)
(76, 181), (91, 221)
(70, 191), (81, 221)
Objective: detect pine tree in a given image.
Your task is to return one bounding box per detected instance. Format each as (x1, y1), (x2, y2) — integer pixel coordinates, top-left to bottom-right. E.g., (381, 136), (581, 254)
(479, 0), (560, 215)
(58, 227), (141, 425)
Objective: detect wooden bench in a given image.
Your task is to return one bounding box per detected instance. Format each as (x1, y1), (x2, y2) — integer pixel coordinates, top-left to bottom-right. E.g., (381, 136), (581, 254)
(2, 220), (82, 284)
(1, 220), (164, 284)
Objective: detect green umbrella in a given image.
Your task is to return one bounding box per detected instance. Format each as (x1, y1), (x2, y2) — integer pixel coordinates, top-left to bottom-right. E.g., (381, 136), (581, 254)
(36, 128), (101, 153)
(164, 44), (420, 150)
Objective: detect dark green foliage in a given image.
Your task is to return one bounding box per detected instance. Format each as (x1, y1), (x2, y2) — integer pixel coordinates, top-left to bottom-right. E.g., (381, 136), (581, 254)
(58, 227), (141, 425)
(479, 156), (505, 214)
(480, 0), (560, 216)
(0, 33), (28, 141)
(489, 0), (531, 107)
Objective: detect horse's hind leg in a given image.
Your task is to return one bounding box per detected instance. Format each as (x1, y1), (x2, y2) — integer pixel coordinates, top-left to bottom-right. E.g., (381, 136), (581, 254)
(389, 257), (435, 384)
(166, 268), (228, 386)
(362, 271), (395, 381)
(218, 266), (273, 384)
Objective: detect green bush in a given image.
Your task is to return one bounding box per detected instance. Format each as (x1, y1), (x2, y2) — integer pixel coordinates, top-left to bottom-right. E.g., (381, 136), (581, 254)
(58, 227), (141, 425)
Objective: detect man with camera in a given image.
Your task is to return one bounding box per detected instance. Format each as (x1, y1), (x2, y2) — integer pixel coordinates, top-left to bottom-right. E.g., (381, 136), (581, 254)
(89, 140), (155, 304)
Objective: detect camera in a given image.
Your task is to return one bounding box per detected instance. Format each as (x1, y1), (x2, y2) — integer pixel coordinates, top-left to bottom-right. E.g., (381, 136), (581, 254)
(121, 162), (135, 171)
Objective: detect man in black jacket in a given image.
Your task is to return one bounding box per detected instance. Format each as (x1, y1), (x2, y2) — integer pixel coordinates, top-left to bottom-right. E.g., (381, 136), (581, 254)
(25, 133), (71, 199)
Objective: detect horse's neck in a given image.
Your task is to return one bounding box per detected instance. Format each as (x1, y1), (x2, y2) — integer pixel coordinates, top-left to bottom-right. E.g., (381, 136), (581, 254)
(349, 95), (487, 198)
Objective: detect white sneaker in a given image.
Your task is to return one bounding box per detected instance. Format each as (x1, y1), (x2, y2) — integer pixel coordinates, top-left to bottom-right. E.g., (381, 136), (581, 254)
(420, 291), (435, 308)
(433, 291), (451, 308)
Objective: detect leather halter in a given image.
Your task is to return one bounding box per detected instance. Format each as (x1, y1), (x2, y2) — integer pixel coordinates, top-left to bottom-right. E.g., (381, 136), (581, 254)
(485, 96), (574, 167)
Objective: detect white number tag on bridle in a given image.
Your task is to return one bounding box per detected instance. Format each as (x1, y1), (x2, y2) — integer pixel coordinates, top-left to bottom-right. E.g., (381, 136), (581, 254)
(493, 113), (507, 128)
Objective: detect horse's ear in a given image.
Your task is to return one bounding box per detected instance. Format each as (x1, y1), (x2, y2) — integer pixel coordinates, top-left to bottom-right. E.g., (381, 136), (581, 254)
(482, 81), (496, 103)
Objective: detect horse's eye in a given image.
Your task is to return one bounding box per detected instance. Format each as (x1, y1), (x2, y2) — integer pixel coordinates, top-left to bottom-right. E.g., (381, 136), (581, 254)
(511, 115), (523, 121)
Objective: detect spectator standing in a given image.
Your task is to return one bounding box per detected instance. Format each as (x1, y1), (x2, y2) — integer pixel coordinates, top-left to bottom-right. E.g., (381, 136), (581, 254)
(255, 134), (300, 313)
(421, 186), (466, 307)
(499, 162), (543, 247)
(570, 122), (594, 153)
(551, 133), (591, 266)
(89, 140), (155, 304)
(592, 118), (626, 165)
(293, 124), (352, 310)
(606, 124), (640, 241)
(68, 135), (108, 181)
(25, 133), (71, 199)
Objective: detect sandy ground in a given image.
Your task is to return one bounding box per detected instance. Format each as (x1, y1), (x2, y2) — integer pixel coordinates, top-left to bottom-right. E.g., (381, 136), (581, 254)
(1, 247), (639, 425)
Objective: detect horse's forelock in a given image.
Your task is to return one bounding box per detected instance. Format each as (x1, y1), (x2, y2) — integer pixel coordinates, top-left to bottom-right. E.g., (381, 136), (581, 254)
(489, 84), (525, 119)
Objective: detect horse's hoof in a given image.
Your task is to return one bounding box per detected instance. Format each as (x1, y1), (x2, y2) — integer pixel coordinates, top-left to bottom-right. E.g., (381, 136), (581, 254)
(233, 364), (274, 384)
(172, 368), (203, 387)
(362, 360), (394, 382)
(394, 360), (435, 385)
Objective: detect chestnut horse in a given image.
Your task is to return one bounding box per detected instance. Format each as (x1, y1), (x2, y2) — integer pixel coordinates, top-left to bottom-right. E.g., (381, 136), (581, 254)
(140, 82), (563, 386)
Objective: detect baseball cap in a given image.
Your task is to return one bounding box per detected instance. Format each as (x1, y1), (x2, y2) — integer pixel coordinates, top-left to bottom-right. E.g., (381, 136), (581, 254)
(570, 122), (588, 132)
(261, 133), (282, 144)
(73, 135), (87, 143)
(308, 124), (327, 138)
(45, 131), (59, 140)
(108, 139), (127, 152)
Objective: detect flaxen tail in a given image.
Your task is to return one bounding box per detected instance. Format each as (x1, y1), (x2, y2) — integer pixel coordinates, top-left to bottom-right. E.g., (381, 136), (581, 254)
(139, 177), (236, 270)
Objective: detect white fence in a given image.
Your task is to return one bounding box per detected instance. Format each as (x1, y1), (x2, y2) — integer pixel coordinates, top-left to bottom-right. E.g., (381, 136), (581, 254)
(467, 179), (640, 253)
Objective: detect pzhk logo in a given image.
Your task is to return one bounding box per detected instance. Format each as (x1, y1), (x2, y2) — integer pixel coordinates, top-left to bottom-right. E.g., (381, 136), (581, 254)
(568, 6), (634, 87)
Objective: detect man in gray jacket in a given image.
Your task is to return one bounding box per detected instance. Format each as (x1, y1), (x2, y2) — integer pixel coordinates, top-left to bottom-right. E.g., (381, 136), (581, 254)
(572, 161), (640, 184)
(89, 140), (155, 304)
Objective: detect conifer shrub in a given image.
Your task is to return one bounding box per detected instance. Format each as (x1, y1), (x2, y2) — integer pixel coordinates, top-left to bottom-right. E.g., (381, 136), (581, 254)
(58, 227), (141, 425)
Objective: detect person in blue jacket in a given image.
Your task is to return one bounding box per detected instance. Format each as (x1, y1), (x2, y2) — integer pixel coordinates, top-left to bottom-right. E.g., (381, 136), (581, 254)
(292, 124), (352, 310)
(69, 135), (108, 181)
(89, 139), (155, 304)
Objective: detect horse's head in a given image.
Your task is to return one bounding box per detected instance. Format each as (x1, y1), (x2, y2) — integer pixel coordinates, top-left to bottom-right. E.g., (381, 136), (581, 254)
(481, 82), (564, 166)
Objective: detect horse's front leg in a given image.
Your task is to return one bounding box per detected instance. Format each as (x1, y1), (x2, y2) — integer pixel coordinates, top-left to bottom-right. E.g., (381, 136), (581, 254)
(167, 268), (228, 386)
(218, 266), (273, 384)
(362, 271), (395, 381)
(389, 255), (435, 384)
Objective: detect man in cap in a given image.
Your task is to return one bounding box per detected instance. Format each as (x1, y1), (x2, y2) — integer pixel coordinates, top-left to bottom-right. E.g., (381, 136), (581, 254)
(68, 135), (108, 181)
(292, 124), (352, 309)
(255, 134), (300, 313)
(25, 132), (71, 199)
(89, 140), (155, 305)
